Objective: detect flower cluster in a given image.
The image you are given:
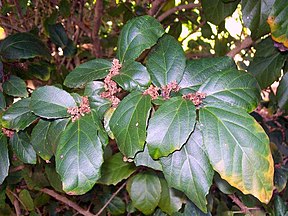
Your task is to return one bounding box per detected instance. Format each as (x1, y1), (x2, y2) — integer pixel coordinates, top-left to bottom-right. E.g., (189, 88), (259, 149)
(101, 59), (122, 107)
(2, 128), (14, 138)
(143, 85), (160, 100)
(67, 96), (91, 122)
(161, 81), (180, 100)
(182, 92), (206, 106)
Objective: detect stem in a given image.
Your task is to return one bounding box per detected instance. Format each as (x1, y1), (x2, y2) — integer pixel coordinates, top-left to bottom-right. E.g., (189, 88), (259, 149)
(228, 194), (251, 214)
(92, 0), (103, 58)
(226, 36), (253, 58)
(95, 182), (127, 216)
(40, 188), (94, 216)
(148, 0), (166, 16)
(157, 3), (201, 22)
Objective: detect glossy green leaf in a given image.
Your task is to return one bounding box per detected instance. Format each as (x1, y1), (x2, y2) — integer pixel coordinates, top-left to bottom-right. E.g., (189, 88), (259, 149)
(276, 72), (288, 111)
(47, 118), (69, 154)
(45, 164), (63, 192)
(10, 132), (36, 164)
(158, 178), (183, 214)
(198, 68), (260, 112)
(29, 63), (51, 81)
(147, 34), (186, 87)
(31, 120), (53, 161)
(30, 86), (76, 119)
(0, 133), (9, 184)
(117, 15), (164, 63)
(199, 103), (274, 203)
(127, 172), (161, 215)
(274, 195), (288, 216)
(248, 37), (287, 89)
(274, 166), (288, 192)
(0, 92), (5, 110)
(242, 0), (275, 39)
(2, 98), (37, 131)
(2, 75), (28, 97)
(174, 201), (212, 216)
(107, 196), (126, 215)
(110, 91), (151, 158)
(64, 59), (111, 88)
(113, 60), (150, 91)
(268, 0), (288, 48)
(201, 0), (239, 25)
(179, 57), (235, 89)
(147, 97), (196, 159)
(98, 152), (136, 185)
(160, 127), (214, 213)
(0, 32), (50, 59)
(47, 23), (68, 47)
(134, 145), (162, 171)
(56, 112), (104, 195)
(85, 81), (111, 119)
(19, 189), (34, 211)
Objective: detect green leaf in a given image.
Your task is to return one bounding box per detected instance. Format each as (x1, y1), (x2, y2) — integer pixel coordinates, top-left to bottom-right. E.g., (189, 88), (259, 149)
(113, 60), (150, 91)
(29, 63), (51, 81)
(201, 0), (240, 25)
(47, 118), (69, 154)
(134, 145), (162, 171)
(19, 189), (34, 211)
(174, 201), (212, 216)
(147, 34), (186, 87)
(147, 97), (196, 159)
(160, 126), (214, 213)
(63, 39), (77, 57)
(241, 0), (275, 39)
(198, 68), (260, 112)
(45, 164), (63, 192)
(64, 59), (111, 88)
(274, 195), (288, 216)
(158, 178), (183, 214)
(98, 152), (136, 185)
(199, 103), (274, 204)
(0, 133), (9, 184)
(0, 92), (6, 110)
(117, 15), (164, 63)
(2, 98), (37, 131)
(276, 72), (288, 111)
(56, 112), (104, 195)
(274, 166), (288, 192)
(30, 86), (76, 119)
(110, 91), (151, 158)
(107, 196), (126, 215)
(0, 32), (50, 59)
(2, 75), (28, 97)
(31, 120), (53, 161)
(179, 57), (235, 89)
(47, 23), (68, 47)
(268, 0), (288, 48)
(85, 81), (111, 119)
(127, 172), (161, 215)
(10, 132), (36, 164)
(248, 37), (287, 89)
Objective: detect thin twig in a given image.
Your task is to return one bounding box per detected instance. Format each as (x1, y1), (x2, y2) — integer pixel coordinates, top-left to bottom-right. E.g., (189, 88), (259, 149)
(40, 188), (94, 216)
(148, 0), (166, 16)
(226, 36), (253, 58)
(95, 182), (127, 216)
(228, 194), (252, 215)
(92, 0), (103, 58)
(157, 3), (201, 22)
(180, 20), (206, 42)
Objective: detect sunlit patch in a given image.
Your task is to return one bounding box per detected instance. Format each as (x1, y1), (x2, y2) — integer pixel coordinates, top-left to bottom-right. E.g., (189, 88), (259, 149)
(0, 26), (6, 40)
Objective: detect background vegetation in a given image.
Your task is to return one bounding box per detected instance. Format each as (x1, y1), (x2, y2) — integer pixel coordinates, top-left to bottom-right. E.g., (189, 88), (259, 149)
(0, 0), (288, 215)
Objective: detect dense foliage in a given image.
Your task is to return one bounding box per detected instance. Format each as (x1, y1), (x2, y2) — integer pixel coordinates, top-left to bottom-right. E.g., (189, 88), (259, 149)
(0, 0), (288, 215)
